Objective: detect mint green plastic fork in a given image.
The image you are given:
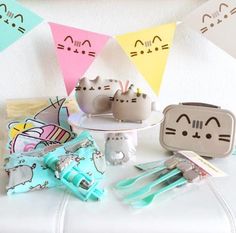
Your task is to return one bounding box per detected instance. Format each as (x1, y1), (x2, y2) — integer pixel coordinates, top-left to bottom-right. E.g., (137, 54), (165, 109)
(124, 168), (181, 202)
(131, 177), (188, 208)
(115, 165), (166, 189)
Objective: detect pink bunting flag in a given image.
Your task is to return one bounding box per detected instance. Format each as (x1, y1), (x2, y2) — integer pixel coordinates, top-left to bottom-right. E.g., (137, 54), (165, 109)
(49, 22), (110, 95)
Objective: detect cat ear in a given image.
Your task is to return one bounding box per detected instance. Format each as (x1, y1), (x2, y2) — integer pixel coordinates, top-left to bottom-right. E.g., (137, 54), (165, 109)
(127, 87), (135, 95)
(126, 90), (132, 96)
(80, 77), (89, 85)
(128, 84), (135, 91)
(94, 76), (101, 83)
(114, 89), (122, 96)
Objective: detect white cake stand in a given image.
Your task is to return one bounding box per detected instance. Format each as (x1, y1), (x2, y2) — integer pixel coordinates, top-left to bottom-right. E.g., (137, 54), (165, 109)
(68, 111), (164, 165)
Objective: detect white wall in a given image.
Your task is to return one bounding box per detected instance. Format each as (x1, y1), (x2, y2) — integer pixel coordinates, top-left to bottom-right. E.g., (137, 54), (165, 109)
(1, 0), (236, 121)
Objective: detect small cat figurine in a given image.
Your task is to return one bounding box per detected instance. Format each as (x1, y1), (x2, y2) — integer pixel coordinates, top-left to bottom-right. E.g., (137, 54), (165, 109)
(105, 133), (136, 165)
(75, 76), (121, 116)
(111, 85), (157, 123)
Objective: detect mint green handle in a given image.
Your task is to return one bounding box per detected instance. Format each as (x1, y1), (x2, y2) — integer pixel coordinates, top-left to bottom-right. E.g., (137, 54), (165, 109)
(115, 165), (166, 189)
(131, 177), (188, 208)
(124, 168), (181, 202)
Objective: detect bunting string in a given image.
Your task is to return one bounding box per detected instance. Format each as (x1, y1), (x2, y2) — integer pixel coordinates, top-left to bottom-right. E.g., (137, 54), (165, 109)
(1, 0), (236, 95)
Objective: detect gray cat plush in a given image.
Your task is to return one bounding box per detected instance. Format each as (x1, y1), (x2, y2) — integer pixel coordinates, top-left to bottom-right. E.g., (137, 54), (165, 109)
(111, 85), (157, 123)
(75, 76), (121, 116)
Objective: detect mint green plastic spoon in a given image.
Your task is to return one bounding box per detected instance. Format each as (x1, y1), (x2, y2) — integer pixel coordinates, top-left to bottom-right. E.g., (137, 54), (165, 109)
(124, 168), (181, 202)
(115, 165), (166, 189)
(131, 177), (187, 208)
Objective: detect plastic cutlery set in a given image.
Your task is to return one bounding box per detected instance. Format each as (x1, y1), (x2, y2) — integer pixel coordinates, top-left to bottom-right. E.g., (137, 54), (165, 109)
(115, 156), (203, 208)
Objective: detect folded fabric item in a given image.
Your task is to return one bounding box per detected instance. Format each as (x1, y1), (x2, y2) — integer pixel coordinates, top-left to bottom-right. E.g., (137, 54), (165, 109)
(4, 131), (105, 196)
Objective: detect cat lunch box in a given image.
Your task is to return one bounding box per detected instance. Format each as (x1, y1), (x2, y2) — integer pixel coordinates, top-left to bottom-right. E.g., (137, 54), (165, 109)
(159, 103), (235, 157)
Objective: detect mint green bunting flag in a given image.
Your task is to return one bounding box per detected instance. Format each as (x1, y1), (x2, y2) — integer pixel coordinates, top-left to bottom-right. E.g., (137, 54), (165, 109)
(0, 0), (43, 51)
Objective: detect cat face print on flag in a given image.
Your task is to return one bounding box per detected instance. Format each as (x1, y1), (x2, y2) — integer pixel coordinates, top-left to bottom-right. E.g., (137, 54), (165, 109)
(49, 23), (110, 95)
(0, 0), (43, 51)
(116, 23), (176, 94)
(183, 0), (236, 59)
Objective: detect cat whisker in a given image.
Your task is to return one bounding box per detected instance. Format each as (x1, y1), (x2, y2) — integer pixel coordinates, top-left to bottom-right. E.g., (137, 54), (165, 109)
(200, 27), (208, 33)
(219, 138), (230, 142)
(57, 44), (64, 49)
(130, 52), (138, 57)
(18, 27), (25, 34)
(219, 134), (230, 137)
(75, 86), (81, 91)
(165, 132), (176, 135)
(162, 44), (169, 50)
(165, 127), (176, 132)
(104, 85), (111, 90)
(88, 52), (96, 57)
(230, 7), (236, 14)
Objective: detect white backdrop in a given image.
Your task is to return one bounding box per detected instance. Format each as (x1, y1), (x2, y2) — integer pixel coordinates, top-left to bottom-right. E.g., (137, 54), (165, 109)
(1, 0), (236, 121)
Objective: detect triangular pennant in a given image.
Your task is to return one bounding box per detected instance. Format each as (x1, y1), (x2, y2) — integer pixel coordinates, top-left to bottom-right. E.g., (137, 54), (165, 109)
(49, 22), (110, 95)
(183, 0), (236, 59)
(116, 23), (176, 94)
(0, 0), (43, 51)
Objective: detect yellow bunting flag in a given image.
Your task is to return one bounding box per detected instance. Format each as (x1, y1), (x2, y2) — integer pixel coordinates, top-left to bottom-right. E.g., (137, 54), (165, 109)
(116, 23), (176, 94)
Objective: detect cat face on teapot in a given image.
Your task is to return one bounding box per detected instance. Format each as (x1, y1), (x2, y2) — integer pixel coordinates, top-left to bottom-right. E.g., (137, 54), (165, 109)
(75, 76), (121, 115)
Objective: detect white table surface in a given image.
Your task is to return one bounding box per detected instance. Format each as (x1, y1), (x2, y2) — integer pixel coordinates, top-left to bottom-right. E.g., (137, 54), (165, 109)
(0, 127), (236, 233)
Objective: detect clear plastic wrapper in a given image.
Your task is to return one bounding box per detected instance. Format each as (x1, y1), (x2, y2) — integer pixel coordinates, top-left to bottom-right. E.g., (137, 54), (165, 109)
(113, 151), (226, 209)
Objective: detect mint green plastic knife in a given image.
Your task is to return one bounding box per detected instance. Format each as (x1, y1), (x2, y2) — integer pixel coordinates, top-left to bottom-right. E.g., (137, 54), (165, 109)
(124, 168), (181, 202)
(131, 177), (188, 208)
(115, 165), (166, 189)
